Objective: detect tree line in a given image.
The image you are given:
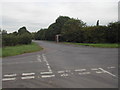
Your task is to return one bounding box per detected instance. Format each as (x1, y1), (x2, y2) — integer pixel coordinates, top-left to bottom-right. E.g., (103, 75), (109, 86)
(34, 16), (119, 43)
(2, 27), (32, 46)
(1, 16), (119, 47)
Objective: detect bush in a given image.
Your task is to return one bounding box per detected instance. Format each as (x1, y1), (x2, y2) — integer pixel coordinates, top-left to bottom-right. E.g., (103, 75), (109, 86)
(2, 33), (32, 46)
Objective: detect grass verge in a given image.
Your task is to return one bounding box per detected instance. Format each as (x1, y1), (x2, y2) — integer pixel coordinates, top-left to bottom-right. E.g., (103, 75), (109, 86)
(63, 42), (119, 48)
(2, 42), (43, 57)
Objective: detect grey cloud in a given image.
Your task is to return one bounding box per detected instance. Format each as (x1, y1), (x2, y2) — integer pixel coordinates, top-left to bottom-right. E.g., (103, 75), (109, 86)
(1, 1), (118, 33)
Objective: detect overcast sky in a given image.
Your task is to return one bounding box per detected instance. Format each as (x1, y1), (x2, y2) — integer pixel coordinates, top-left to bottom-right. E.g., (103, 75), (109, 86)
(1, 0), (119, 33)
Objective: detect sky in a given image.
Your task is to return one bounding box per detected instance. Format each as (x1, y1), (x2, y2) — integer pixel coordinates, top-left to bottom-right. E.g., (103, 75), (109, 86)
(1, 0), (119, 33)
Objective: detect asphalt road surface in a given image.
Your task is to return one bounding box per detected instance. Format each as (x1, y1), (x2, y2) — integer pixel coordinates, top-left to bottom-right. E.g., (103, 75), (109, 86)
(2, 40), (118, 88)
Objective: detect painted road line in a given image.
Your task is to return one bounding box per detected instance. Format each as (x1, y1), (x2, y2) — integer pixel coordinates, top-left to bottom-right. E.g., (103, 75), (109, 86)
(61, 74), (68, 77)
(107, 66), (116, 69)
(22, 73), (35, 76)
(75, 69), (86, 72)
(4, 74), (17, 77)
(21, 76), (35, 80)
(91, 68), (99, 71)
(99, 68), (117, 77)
(41, 75), (55, 78)
(79, 72), (91, 75)
(40, 72), (53, 74)
(96, 71), (104, 74)
(65, 70), (71, 72)
(2, 78), (16, 81)
(58, 71), (65, 73)
(37, 55), (42, 62)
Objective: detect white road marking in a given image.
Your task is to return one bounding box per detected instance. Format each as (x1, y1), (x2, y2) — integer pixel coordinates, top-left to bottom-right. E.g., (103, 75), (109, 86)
(99, 68), (117, 77)
(91, 68), (99, 71)
(37, 55), (42, 62)
(96, 71), (104, 74)
(79, 72), (91, 75)
(40, 72), (53, 74)
(42, 54), (53, 72)
(61, 74), (68, 77)
(22, 73), (35, 76)
(107, 66), (116, 69)
(2, 78), (16, 81)
(4, 74), (17, 77)
(47, 66), (51, 69)
(58, 71), (65, 73)
(21, 76), (35, 80)
(75, 69), (86, 72)
(65, 70), (71, 72)
(46, 63), (49, 66)
(41, 75), (55, 78)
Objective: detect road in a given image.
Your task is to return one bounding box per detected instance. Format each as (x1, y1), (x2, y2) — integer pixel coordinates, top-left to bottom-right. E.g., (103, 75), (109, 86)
(2, 40), (118, 88)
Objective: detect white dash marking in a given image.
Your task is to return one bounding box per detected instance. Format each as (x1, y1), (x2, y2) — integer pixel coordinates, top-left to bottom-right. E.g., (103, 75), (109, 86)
(79, 72), (91, 75)
(22, 73), (35, 76)
(91, 68), (99, 71)
(40, 72), (53, 74)
(75, 69), (86, 72)
(2, 78), (16, 81)
(41, 75), (55, 78)
(99, 68), (117, 77)
(96, 71), (104, 74)
(107, 66), (116, 69)
(37, 55), (41, 62)
(21, 76), (35, 79)
(61, 74), (68, 77)
(4, 74), (17, 77)
(58, 71), (65, 73)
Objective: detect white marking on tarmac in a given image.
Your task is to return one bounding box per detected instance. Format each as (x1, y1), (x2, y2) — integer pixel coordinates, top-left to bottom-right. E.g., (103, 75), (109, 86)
(91, 68), (99, 71)
(79, 72), (91, 75)
(107, 66), (116, 69)
(75, 69), (86, 72)
(41, 75), (55, 78)
(4, 74), (17, 77)
(22, 73), (35, 76)
(40, 72), (53, 74)
(2, 78), (16, 81)
(99, 68), (117, 77)
(21, 76), (35, 80)
(96, 71), (104, 74)
(58, 71), (65, 73)
(61, 74), (68, 77)
(37, 55), (42, 62)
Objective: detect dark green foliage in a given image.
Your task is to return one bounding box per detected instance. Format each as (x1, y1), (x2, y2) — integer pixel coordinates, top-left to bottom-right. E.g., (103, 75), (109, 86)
(34, 16), (118, 44)
(61, 18), (86, 42)
(18, 26), (30, 35)
(35, 29), (47, 40)
(2, 27), (32, 46)
(45, 16), (71, 41)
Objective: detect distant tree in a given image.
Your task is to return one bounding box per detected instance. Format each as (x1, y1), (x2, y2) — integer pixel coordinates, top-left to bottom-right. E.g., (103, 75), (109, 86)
(61, 18), (86, 42)
(35, 29), (47, 40)
(45, 16), (71, 41)
(2, 30), (7, 35)
(106, 22), (119, 43)
(18, 26), (30, 35)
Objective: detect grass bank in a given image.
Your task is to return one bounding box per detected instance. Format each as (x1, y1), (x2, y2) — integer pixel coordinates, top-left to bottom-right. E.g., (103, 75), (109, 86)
(2, 42), (43, 57)
(63, 42), (119, 48)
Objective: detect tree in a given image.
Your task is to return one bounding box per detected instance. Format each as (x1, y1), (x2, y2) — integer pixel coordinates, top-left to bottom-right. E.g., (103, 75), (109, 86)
(61, 18), (86, 42)
(18, 26), (30, 35)
(45, 16), (71, 41)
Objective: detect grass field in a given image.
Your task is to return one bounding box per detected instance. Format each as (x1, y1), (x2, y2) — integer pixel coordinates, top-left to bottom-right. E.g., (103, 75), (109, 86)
(63, 42), (119, 48)
(2, 42), (43, 57)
